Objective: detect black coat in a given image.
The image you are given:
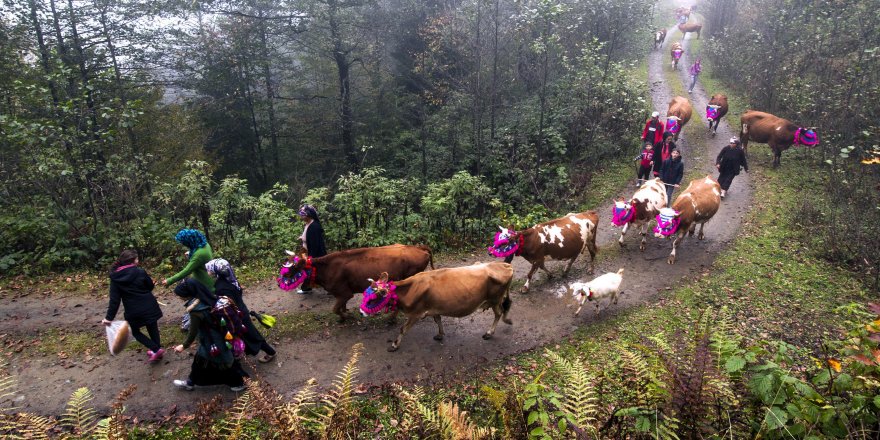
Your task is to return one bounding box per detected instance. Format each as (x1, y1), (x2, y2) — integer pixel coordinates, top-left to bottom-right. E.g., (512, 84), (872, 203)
(105, 266), (162, 327)
(716, 146), (748, 175)
(660, 157), (684, 186)
(215, 278), (266, 356)
(305, 221), (327, 257)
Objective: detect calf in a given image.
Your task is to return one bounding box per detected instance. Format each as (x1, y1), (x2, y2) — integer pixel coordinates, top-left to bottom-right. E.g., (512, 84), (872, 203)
(613, 178), (667, 250)
(359, 263), (514, 352)
(666, 96), (693, 141)
(654, 29), (667, 50)
(566, 268), (625, 316)
(654, 176), (721, 264)
(740, 110), (819, 167)
(284, 244), (433, 321)
(670, 42), (684, 69)
(706, 94), (729, 136)
(494, 211), (599, 290)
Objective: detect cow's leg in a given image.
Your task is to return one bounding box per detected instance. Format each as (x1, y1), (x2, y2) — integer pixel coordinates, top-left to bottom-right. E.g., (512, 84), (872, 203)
(618, 222), (629, 246)
(639, 223), (648, 251)
(484, 304), (503, 339)
(386, 309), (399, 326)
(389, 316), (419, 352)
(772, 144), (782, 168)
(687, 222), (697, 237)
(586, 236), (598, 274)
(698, 221), (706, 240)
(332, 294), (353, 323)
(668, 231), (684, 264)
(563, 257), (577, 276)
(432, 315), (444, 341)
(523, 262), (540, 291)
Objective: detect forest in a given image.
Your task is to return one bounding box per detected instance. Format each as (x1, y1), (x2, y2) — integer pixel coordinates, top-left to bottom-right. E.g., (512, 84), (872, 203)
(2, 0), (880, 438)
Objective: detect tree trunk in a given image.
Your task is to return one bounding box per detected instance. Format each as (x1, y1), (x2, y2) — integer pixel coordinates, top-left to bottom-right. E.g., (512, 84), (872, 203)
(328, 0), (358, 171)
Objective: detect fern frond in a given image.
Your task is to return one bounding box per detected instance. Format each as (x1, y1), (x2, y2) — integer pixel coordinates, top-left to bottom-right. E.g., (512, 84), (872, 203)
(317, 343), (363, 439)
(545, 349), (597, 432)
(619, 345), (669, 403)
(480, 386), (506, 412)
(61, 387), (98, 437)
(9, 413), (55, 440)
(273, 378), (318, 436)
(94, 385), (135, 440)
(437, 401), (495, 440)
(215, 390), (252, 440)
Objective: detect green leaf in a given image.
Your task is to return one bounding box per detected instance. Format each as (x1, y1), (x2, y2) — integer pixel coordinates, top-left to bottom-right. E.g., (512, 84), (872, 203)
(765, 406), (789, 430)
(832, 373), (852, 392)
(725, 356), (746, 373)
(527, 411), (540, 425)
(873, 395), (880, 409)
(529, 426), (545, 437)
(635, 415), (652, 432)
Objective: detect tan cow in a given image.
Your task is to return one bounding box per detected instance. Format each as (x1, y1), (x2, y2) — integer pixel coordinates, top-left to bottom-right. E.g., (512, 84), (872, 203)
(359, 263), (514, 352)
(678, 22), (702, 39)
(674, 6), (691, 20)
(666, 96), (692, 141)
(670, 41), (684, 69)
(740, 110), (820, 167)
(499, 211), (599, 290)
(653, 176), (721, 264)
(613, 178), (667, 250)
(705, 94), (729, 136)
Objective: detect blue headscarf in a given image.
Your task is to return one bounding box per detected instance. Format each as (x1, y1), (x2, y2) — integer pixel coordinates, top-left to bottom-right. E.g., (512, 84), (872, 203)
(175, 229), (207, 258)
(298, 204), (320, 222)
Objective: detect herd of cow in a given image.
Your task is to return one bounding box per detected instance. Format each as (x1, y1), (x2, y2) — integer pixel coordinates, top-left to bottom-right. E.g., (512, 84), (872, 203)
(276, 8), (820, 352)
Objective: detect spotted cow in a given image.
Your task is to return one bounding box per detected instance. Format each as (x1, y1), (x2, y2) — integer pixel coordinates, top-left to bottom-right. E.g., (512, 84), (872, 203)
(654, 176), (721, 264)
(614, 178), (667, 250)
(501, 211), (599, 290)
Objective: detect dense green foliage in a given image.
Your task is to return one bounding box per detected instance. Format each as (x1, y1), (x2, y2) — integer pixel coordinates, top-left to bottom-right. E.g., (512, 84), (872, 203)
(700, 0), (880, 287)
(0, 0), (653, 274)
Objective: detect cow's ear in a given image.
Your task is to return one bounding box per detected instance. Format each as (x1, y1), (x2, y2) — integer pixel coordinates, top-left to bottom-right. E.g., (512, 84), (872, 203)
(379, 272), (389, 283)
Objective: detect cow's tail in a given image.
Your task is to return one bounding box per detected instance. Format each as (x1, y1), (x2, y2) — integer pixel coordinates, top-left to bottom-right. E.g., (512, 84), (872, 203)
(418, 244), (435, 270)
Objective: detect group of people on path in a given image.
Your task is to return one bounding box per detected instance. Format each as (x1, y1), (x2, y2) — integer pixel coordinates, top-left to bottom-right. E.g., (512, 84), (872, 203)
(102, 204), (326, 393)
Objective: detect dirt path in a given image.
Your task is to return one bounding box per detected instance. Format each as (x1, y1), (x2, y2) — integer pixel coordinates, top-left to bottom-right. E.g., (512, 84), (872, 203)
(3, 3), (754, 419)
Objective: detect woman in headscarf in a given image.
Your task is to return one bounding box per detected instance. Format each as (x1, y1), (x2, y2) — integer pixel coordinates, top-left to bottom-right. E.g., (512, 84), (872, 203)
(715, 137), (749, 199)
(171, 279), (247, 392)
(206, 258), (277, 363)
(295, 204), (327, 293)
(163, 229), (214, 291)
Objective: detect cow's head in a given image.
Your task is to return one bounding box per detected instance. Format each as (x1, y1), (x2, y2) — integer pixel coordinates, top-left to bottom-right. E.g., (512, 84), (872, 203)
(706, 105), (720, 122)
(488, 225), (521, 259)
(277, 252), (312, 291)
(665, 116), (681, 133)
(653, 207), (682, 238)
(611, 197), (635, 226)
(360, 272), (398, 316)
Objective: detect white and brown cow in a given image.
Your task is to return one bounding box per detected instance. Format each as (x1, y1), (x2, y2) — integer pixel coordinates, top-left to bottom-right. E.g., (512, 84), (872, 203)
(653, 176), (721, 264)
(359, 263), (514, 352)
(654, 28), (667, 50)
(614, 178), (667, 250)
(501, 211), (599, 290)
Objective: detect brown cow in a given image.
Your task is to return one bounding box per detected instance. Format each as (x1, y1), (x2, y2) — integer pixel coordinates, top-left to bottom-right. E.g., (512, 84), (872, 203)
(654, 28), (667, 50)
(359, 263), (514, 352)
(674, 6), (691, 20)
(653, 176), (721, 264)
(614, 178), (667, 250)
(670, 41), (684, 69)
(500, 211), (598, 290)
(287, 244), (433, 321)
(740, 110), (819, 167)
(666, 96), (692, 141)
(706, 94), (729, 136)
(678, 22), (702, 39)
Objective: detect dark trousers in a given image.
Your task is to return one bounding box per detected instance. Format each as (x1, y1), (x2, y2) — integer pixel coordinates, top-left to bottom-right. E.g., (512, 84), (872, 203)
(260, 341), (276, 356)
(718, 171), (737, 190)
(666, 185), (676, 204)
(637, 165), (653, 184)
(189, 356), (247, 387)
(131, 321), (161, 352)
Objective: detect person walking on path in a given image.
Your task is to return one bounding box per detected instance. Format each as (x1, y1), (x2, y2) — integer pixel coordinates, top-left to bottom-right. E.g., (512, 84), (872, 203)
(635, 142), (656, 186)
(102, 250), (165, 363)
(295, 204), (327, 293)
(660, 149), (685, 203)
(715, 137), (749, 199)
(653, 132), (677, 177)
(206, 258), (277, 363)
(163, 229), (214, 291)
(688, 58), (702, 94)
(641, 111), (665, 147)
(172, 279), (248, 392)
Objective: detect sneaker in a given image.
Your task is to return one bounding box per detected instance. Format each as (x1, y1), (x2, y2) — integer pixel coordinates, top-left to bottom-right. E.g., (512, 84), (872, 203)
(258, 353), (276, 363)
(173, 379), (194, 391)
(148, 348), (165, 363)
(229, 385), (246, 392)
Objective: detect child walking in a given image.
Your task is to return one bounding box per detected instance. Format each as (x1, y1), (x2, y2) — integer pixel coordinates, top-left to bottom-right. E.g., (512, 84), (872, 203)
(102, 250), (165, 363)
(635, 142), (656, 186)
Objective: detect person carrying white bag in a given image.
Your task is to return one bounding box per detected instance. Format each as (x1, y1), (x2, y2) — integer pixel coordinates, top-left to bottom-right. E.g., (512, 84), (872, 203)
(101, 250), (165, 362)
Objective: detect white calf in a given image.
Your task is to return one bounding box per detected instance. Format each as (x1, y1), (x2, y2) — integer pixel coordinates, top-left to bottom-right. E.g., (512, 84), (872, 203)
(567, 268), (625, 316)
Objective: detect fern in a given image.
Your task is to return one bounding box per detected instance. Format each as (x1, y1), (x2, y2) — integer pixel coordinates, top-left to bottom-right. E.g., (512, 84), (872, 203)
(7, 413), (55, 440)
(317, 343), (363, 439)
(95, 385), (135, 440)
(61, 387), (99, 437)
(437, 401), (494, 440)
(215, 389), (252, 440)
(618, 344), (669, 403)
(274, 378), (318, 437)
(545, 349), (598, 433)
